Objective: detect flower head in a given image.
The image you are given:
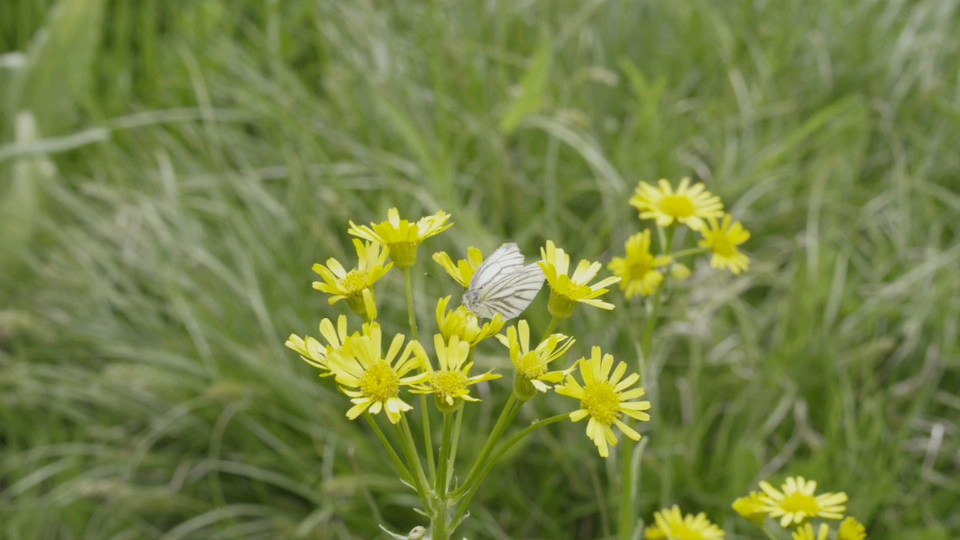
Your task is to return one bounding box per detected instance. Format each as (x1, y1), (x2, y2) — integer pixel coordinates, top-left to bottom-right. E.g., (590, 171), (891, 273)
(759, 476), (848, 528)
(644, 505), (725, 540)
(410, 335), (501, 412)
(312, 239), (391, 319)
(838, 517), (867, 540)
(630, 178), (724, 231)
(607, 230), (672, 298)
(433, 247), (484, 288)
(670, 263), (692, 281)
(325, 323), (426, 424)
(285, 315), (353, 375)
(538, 240), (620, 319)
(495, 319), (575, 399)
(698, 214), (750, 274)
(348, 208), (452, 269)
(436, 296), (504, 346)
(792, 523), (829, 540)
(732, 491), (768, 525)
(554, 347), (651, 457)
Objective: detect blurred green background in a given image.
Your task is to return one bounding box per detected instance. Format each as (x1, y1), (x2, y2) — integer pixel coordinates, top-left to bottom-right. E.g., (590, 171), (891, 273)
(2, 0), (958, 538)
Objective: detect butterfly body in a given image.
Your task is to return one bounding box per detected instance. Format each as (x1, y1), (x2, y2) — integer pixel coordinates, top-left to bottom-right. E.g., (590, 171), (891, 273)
(462, 243), (545, 320)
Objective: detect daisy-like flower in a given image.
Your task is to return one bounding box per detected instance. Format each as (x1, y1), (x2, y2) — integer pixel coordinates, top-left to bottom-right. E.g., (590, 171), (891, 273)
(348, 208), (453, 269)
(285, 315), (353, 375)
(436, 296), (504, 346)
(607, 230), (672, 299)
(325, 323), (427, 424)
(759, 477), (848, 528)
(538, 240), (621, 320)
(838, 517), (867, 540)
(792, 523), (829, 540)
(554, 346), (651, 457)
(312, 239), (391, 320)
(495, 319), (575, 400)
(630, 178), (724, 231)
(410, 335), (501, 412)
(698, 214), (750, 274)
(644, 505), (725, 540)
(433, 247), (484, 288)
(732, 491), (768, 525)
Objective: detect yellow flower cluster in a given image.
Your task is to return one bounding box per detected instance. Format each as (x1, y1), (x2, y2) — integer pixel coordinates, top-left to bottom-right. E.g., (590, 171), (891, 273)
(609, 178), (751, 300)
(644, 505), (724, 540)
(643, 475), (867, 540)
(732, 476), (868, 539)
(286, 207), (651, 456)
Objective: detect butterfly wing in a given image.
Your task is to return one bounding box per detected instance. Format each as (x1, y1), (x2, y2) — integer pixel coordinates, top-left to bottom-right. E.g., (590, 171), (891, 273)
(475, 262), (544, 319)
(464, 243), (544, 320)
(468, 243), (524, 291)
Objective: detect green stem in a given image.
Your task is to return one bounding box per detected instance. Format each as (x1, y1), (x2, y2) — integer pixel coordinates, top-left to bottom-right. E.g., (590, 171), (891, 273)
(401, 268), (435, 482)
(668, 246), (708, 259)
(452, 413), (568, 527)
(640, 287), (662, 360)
(620, 226), (673, 540)
(402, 268), (420, 341)
(759, 526), (780, 540)
(420, 395), (436, 485)
(617, 438), (648, 540)
(364, 414), (413, 485)
(640, 225), (673, 360)
(539, 316), (562, 344)
(618, 445), (633, 540)
(435, 412), (455, 494)
(452, 393), (518, 498)
(395, 418), (431, 512)
(447, 406), (464, 491)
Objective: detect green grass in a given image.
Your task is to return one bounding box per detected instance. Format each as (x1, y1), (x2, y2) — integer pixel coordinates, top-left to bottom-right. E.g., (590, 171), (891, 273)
(2, 0), (959, 538)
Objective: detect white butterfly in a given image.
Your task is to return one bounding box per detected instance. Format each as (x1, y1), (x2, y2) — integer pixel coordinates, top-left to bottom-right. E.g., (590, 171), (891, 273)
(462, 243), (545, 320)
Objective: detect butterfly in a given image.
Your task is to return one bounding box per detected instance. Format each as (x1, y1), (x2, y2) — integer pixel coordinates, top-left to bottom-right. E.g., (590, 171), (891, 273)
(462, 243), (545, 320)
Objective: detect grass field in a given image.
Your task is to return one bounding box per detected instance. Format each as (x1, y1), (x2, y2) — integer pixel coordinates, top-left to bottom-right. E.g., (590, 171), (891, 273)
(2, 0), (959, 538)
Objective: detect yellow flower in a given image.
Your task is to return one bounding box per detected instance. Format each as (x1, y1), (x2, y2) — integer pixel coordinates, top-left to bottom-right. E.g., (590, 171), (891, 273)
(732, 491), (768, 525)
(554, 347), (651, 457)
(630, 178), (724, 231)
(670, 263), (692, 281)
(433, 247), (484, 288)
(410, 335), (501, 412)
(495, 319), (575, 400)
(607, 230), (672, 298)
(326, 323), (427, 424)
(792, 523), (829, 540)
(538, 240), (621, 319)
(759, 476), (848, 528)
(312, 239), (391, 319)
(348, 208), (453, 269)
(644, 505), (725, 540)
(838, 517), (867, 540)
(698, 214), (750, 274)
(436, 296), (504, 346)
(285, 315), (353, 375)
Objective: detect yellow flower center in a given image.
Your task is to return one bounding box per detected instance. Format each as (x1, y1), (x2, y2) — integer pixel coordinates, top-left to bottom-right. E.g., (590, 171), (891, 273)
(340, 269), (370, 295)
(664, 523), (706, 540)
(358, 360), (400, 402)
(707, 233), (736, 257)
(582, 380), (620, 425)
(659, 195), (696, 218)
(429, 370), (469, 401)
(516, 351), (547, 380)
(626, 255), (655, 279)
(779, 492), (820, 515)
